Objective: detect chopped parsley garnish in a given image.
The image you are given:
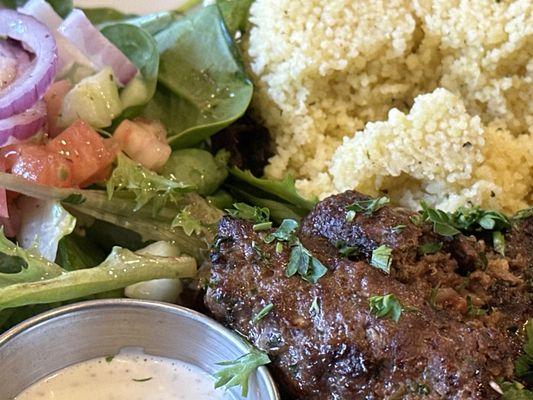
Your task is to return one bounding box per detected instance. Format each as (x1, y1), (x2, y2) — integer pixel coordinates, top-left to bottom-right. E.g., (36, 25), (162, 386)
(493, 231), (506, 256)
(264, 219), (298, 243)
(105, 355), (114, 363)
(253, 221), (273, 232)
(214, 348), (271, 396)
(368, 294), (403, 322)
(346, 196), (390, 221)
(466, 295), (487, 316)
(309, 296), (320, 314)
(418, 202), (512, 237)
(392, 224), (406, 233)
(286, 239), (327, 283)
(265, 219), (327, 283)
(132, 377), (153, 382)
(226, 203), (270, 224)
(275, 242), (283, 254)
(513, 207), (533, 221)
(370, 245), (393, 274)
(419, 202), (461, 236)
(515, 319), (533, 383)
(252, 303), (274, 324)
(336, 241), (360, 258)
(251, 241), (269, 261)
(418, 242), (442, 256)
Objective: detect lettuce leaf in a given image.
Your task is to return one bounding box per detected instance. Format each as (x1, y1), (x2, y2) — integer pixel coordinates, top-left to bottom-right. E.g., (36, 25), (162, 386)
(0, 230), (196, 310)
(17, 198), (76, 262)
(106, 153), (192, 212)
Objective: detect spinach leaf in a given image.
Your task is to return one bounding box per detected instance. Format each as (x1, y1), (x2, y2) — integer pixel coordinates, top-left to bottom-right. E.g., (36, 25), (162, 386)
(1, 0), (72, 16)
(229, 167), (317, 211)
(56, 234), (106, 271)
(101, 23), (159, 119)
(216, 0), (253, 36)
(144, 5), (253, 148)
(46, 0), (71, 17)
(82, 7), (134, 25)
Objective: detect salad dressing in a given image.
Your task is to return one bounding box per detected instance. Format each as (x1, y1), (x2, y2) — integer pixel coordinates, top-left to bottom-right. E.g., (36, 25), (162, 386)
(14, 349), (232, 400)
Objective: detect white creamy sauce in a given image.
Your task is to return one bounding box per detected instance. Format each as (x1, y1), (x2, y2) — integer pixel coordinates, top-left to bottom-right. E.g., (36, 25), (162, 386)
(14, 349), (232, 400)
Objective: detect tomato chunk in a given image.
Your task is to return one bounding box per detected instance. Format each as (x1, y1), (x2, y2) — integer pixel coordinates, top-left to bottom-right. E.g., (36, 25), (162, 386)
(47, 120), (118, 186)
(44, 80), (71, 137)
(5, 144), (73, 188)
(113, 118), (171, 171)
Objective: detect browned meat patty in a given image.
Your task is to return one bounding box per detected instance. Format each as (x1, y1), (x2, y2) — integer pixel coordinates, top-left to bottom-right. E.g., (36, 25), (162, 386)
(205, 191), (532, 399)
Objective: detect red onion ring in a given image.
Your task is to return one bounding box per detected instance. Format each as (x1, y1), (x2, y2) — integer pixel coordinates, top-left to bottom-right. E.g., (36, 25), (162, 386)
(0, 101), (46, 146)
(18, 0), (62, 31)
(58, 9), (138, 85)
(0, 10), (57, 120)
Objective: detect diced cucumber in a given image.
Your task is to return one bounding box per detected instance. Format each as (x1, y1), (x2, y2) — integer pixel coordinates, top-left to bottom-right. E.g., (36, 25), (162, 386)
(58, 67), (123, 128)
(120, 76), (149, 109)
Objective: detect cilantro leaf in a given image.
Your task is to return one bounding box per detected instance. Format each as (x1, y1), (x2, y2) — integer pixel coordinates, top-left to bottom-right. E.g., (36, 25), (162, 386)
(418, 242), (442, 256)
(499, 381), (533, 400)
(214, 348), (270, 396)
(286, 239), (327, 283)
(371, 245), (393, 274)
(466, 296), (487, 317)
(346, 196), (390, 221)
(252, 303), (273, 324)
(264, 219), (298, 243)
(336, 241), (360, 258)
(513, 207), (533, 221)
(226, 202), (270, 224)
(368, 294), (403, 322)
(493, 231), (506, 256)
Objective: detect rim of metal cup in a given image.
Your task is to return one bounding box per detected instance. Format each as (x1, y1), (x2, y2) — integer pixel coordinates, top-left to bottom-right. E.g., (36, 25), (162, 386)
(0, 298), (280, 399)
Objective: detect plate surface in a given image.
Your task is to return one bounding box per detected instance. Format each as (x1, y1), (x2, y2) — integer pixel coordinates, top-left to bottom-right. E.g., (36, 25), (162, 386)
(74, 0), (191, 14)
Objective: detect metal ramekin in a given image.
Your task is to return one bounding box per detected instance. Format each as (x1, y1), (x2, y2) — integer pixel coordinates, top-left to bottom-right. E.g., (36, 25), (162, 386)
(0, 299), (280, 400)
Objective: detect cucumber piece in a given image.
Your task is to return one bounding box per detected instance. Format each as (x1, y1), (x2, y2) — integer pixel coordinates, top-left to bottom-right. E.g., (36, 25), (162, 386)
(59, 67), (123, 128)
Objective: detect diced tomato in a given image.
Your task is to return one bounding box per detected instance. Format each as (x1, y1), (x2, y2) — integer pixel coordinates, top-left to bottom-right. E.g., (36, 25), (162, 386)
(5, 144), (73, 188)
(44, 80), (71, 137)
(114, 118), (171, 172)
(47, 120), (118, 187)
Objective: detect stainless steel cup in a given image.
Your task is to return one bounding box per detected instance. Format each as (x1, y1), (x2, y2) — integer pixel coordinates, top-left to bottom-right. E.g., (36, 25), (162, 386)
(0, 299), (280, 400)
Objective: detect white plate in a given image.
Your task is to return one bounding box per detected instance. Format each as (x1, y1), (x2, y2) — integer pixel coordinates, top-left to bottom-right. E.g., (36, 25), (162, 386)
(74, 0), (191, 14)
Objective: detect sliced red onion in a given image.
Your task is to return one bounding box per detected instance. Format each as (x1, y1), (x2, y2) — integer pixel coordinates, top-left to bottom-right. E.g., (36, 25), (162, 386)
(18, 0), (62, 30)
(59, 9), (138, 85)
(0, 39), (32, 87)
(0, 101), (46, 146)
(18, 0), (95, 76)
(0, 10), (58, 120)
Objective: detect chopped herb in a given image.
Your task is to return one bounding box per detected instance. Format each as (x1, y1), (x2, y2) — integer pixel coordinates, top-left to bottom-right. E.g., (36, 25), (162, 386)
(336, 241), (360, 258)
(346, 196), (390, 221)
(265, 219), (327, 283)
(392, 224), (406, 233)
(411, 382), (431, 395)
(213, 235), (231, 251)
(419, 202), (460, 236)
(466, 296), (487, 316)
(62, 193), (86, 205)
(105, 355), (114, 363)
(513, 207), (533, 221)
(476, 252), (489, 270)
(251, 241), (269, 261)
(214, 348), (270, 396)
(132, 377), (153, 382)
(493, 231), (505, 256)
(309, 296), (320, 314)
(428, 284), (441, 309)
(286, 239), (327, 284)
(264, 219), (298, 243)
(226, 203), (270, 224)
(418, 242), (443, 256)
(368, 294), (403, 322)
(275, 242), (283, 254)
(252, 303), (274, 324)
(515, 319), (533, 382)
(253, 221), (273, 232)
(371, 245), (393, 274)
